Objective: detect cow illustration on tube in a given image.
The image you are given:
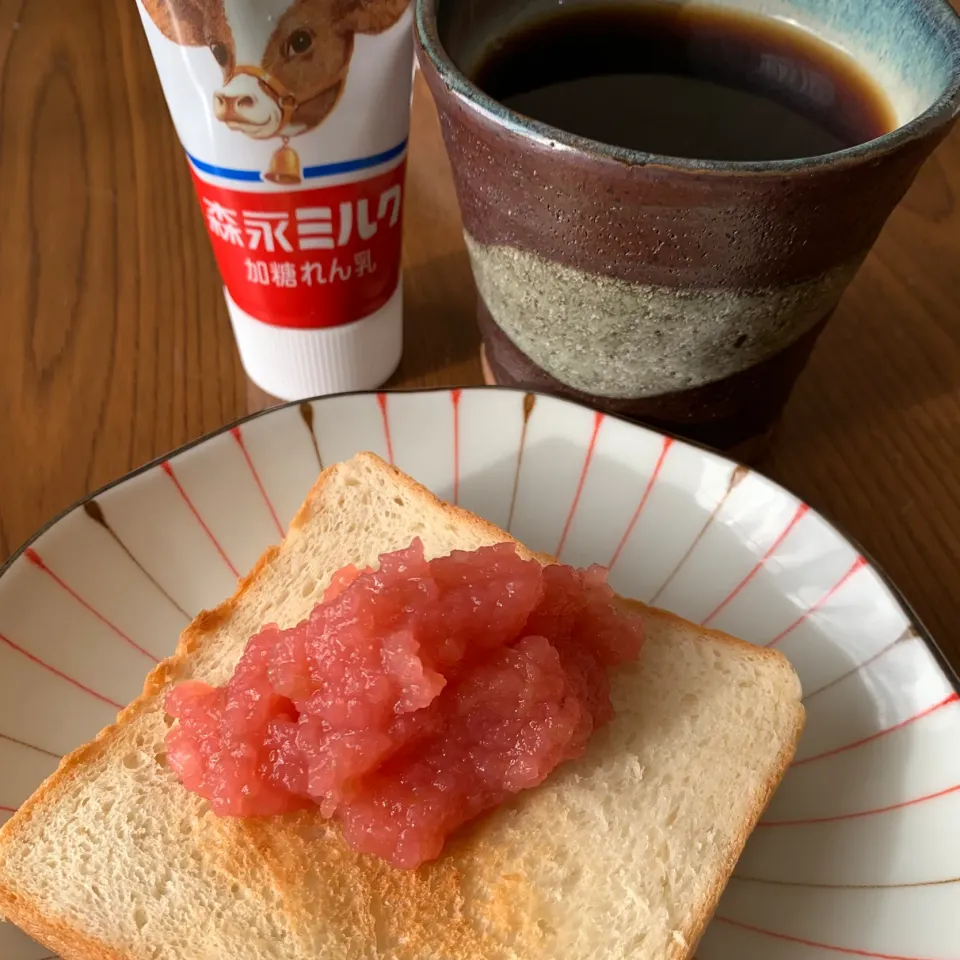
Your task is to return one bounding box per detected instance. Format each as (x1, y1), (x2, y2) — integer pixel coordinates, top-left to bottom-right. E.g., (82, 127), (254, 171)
(140, 0), (409, 184)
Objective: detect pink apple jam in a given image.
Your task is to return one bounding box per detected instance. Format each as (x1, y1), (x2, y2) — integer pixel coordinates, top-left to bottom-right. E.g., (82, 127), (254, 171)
(165, 540), (643, 869)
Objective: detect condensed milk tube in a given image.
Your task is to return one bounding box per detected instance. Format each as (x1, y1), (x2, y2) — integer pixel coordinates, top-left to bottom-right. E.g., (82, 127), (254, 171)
(136, 0), (413, 399)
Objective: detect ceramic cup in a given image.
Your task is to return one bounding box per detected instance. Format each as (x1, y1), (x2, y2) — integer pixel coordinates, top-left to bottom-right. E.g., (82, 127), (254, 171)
(415, 0), (960, 455)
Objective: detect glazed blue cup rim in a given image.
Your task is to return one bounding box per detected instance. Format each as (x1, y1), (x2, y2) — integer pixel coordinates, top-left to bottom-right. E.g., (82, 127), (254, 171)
(414, 0), (960, 174)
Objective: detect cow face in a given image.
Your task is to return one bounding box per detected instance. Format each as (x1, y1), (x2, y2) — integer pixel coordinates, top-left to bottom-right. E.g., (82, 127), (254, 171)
(141, 0), (409, 140)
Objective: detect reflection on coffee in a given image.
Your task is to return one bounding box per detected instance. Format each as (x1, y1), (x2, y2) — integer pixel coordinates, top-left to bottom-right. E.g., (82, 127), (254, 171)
(472, 2), (895, 162)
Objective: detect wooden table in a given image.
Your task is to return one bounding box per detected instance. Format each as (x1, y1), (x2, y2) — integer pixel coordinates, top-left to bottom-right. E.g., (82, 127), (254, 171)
(1, 1), (958, 671)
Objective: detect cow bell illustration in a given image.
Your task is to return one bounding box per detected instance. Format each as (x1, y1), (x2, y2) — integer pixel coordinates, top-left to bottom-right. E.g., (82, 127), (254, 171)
(265, 139), (302, 185)
(227, 66), (303, 185)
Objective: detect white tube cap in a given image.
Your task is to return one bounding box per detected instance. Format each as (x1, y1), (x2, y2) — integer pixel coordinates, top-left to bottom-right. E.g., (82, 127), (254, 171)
(225, 282), (403, 401)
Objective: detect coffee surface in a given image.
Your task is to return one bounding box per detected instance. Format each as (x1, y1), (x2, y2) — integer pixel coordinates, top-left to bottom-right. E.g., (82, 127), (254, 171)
(472, 2), (894, 162)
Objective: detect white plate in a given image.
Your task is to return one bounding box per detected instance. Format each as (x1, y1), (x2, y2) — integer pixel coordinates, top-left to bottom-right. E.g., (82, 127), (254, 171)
(1, 387), (957, 960)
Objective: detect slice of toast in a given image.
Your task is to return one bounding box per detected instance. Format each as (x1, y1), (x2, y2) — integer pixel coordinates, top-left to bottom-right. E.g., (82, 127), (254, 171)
(0, 452), (804, 960)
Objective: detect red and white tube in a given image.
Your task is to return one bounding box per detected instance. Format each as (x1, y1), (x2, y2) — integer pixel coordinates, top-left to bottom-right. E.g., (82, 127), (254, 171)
(136, 0), (413, 399)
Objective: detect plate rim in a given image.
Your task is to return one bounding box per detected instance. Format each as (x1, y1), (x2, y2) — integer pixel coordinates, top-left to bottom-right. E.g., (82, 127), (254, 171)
(3, 384), (957, 695)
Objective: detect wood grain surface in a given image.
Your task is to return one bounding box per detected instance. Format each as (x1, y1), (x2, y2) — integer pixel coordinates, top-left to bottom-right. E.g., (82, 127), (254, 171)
(0, 1), (957, 671)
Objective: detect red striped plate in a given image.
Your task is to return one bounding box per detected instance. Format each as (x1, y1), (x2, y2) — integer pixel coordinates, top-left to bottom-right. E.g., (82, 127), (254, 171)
(0, 388), (957, 960)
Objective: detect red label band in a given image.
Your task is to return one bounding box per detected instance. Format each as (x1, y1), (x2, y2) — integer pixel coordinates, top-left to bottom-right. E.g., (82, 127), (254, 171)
(190, 162), (405, 330)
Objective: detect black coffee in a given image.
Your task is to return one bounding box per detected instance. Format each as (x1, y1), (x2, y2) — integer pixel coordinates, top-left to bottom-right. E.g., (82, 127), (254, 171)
(472, 2), (894, 162)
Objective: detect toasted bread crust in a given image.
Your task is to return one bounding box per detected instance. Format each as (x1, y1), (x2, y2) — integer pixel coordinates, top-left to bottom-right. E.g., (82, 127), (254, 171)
(614, 602), (805, 960)
(0, 452), (804, 960)
(652, 603), (806, 958)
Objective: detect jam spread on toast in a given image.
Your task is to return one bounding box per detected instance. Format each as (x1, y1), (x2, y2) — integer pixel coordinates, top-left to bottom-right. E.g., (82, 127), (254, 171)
(166, 540), (643, 869)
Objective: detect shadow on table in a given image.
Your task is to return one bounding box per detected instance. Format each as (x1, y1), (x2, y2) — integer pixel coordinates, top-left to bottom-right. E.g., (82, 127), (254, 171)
(391, 251), (479, 386)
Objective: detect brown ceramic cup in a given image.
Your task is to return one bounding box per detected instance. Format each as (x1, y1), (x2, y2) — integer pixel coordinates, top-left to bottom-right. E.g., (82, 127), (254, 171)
(414, 0), (960, 455)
